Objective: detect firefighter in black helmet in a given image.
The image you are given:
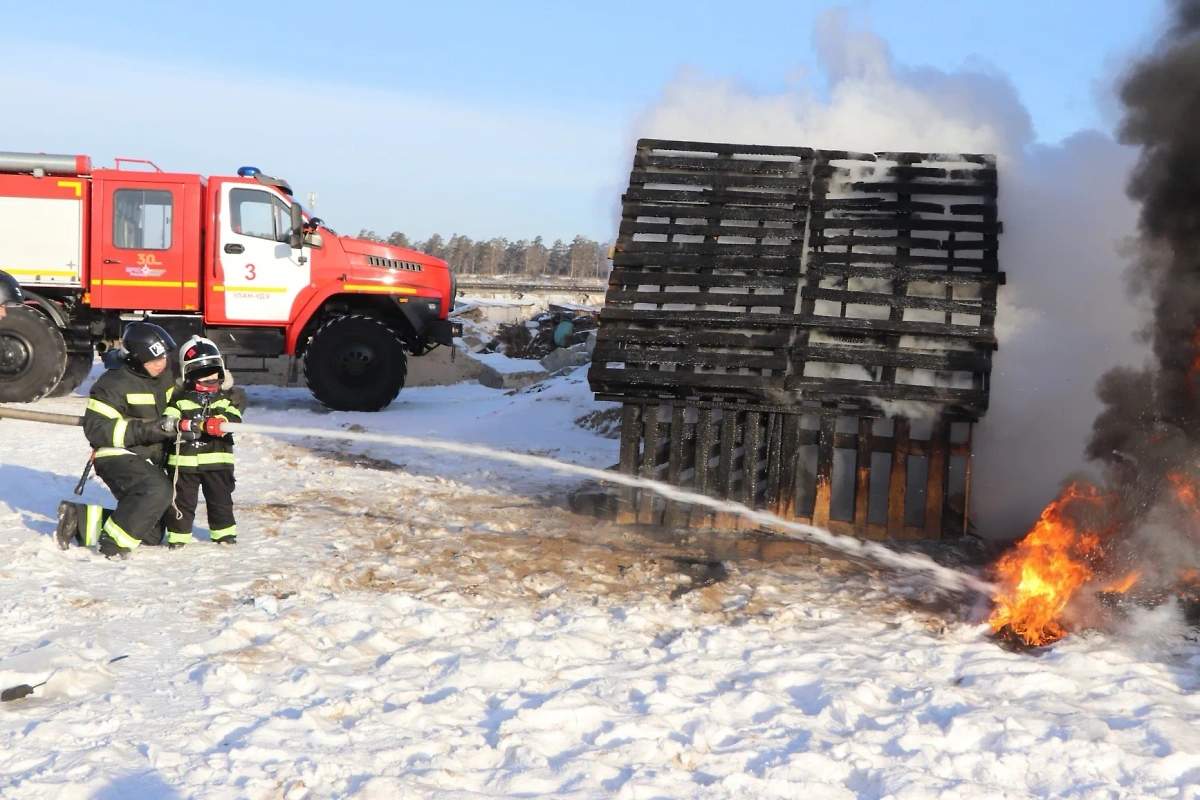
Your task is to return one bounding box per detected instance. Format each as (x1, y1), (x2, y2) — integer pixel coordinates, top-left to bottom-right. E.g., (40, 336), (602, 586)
(0, 270), (24, 321)
(55, 322), (203, 558)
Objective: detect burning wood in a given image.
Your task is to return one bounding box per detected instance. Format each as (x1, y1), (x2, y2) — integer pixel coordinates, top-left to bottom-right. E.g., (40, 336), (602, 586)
(988, 478), (1200, 647)
(987, 484), (1108, 646)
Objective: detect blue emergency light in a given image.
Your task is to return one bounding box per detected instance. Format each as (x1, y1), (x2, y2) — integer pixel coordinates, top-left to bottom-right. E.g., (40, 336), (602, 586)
(237, 166), (262, 178)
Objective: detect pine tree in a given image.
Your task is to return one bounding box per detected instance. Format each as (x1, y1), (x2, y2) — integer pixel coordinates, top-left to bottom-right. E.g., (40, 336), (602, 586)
(547, 239), (569, 276)
(419, 234), (446, 259)
(386, 231), (411, 248)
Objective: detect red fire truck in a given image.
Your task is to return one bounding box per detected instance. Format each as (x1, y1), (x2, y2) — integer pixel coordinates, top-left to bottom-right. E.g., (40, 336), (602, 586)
(0, 152), (459, 411)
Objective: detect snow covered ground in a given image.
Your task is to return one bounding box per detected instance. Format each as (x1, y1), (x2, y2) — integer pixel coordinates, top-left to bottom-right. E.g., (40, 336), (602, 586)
(3, 366), (1200, 798)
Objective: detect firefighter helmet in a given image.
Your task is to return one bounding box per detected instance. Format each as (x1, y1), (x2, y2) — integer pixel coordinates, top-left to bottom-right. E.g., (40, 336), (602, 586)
(121, 322), (176, 373)
(179, 336), (225, 383)
(0, 270), (24, 307)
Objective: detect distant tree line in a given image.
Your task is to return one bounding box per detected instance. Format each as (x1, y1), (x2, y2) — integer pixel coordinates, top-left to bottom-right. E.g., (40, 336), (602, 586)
(356, 230), (613, 279)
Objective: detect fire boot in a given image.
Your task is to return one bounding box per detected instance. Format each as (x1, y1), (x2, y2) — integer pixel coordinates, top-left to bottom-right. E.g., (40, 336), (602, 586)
(98, 534), (131, 560)
(54, 502), (79, 550)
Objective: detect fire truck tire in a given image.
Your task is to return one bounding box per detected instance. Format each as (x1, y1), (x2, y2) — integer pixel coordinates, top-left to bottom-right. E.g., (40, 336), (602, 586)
(47, 349), (96, 398)
(303, 314), (408, 412)
(0, 306), (68, 403)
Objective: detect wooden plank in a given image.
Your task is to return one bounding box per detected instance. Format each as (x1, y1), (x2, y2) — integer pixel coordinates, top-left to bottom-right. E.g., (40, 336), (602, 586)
(886, 419), (910, 538)
(778, 414), (801, 519)
(764, 412), (783, 513)
(813, 199), (950, 214)
(809, 217), (1001, 234)
(607, 270), (799, 289)
(600, 309), (797, 327)
(924, 418), (948, 539)
(854, 417), (872, 535)
(961, 422), (974, 541)
(593, 346), (789, 371)
(617, 404), (642, 524)
(845, 181), (998, 197)
(793, 316), (996, 341)
(606, 290), (797, 308)
(782, 378), (989, 408)
(634, 153), (809, 175)
(612, 252), (801, 271)
(597, 328), (792, 348)
(622, 187), (809, 206)
(742, 411), (762, 510)
(623, 202), (809, 222)
(637, 138), (815, 157)
(792, 344), (992, 373)
(690, 406), (715, 528)
(799, 287), (994, 315)
(619, 220), (806, 239)
(618, 240), (806, 258)
(807, 253), (1003, 275)
(811, 414), (837, 528)
(590, 367), (787, 393)
(628, 169), (810, 190)
(664, 406), (688, 528)
(638, 404), (662, 525)
(714, 410), (738, 528)
(810, 234), (996, 251)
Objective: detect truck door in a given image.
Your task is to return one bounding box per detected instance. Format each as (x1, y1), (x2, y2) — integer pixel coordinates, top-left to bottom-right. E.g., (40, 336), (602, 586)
(95, 182), (187, 309)
(216, 185), (310, 323)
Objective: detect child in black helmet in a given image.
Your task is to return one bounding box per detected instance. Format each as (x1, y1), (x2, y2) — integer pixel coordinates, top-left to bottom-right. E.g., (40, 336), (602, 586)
(163, 336), (246, 546)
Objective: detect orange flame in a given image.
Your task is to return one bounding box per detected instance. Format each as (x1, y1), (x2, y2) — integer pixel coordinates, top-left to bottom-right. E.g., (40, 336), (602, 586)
(1099, 571), (1142, 594)
(1166, 472), (1200, 515)
(988, 484), (1107, 646)
(1188, 329), (1200, 392)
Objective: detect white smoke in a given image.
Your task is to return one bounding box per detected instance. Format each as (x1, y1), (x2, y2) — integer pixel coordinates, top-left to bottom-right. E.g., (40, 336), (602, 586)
(635, 9), (1146, 539)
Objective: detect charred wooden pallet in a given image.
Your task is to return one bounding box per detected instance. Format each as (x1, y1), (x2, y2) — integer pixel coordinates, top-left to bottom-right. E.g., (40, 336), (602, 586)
(591, 139), (1003, 540)
(590, 139), (1004, 420)
(608, 400), (975, 539)
(591, 139), (815, 402)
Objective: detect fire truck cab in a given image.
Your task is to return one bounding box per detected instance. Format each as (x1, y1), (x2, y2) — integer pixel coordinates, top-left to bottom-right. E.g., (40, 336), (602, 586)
(0, 152), (459, 411)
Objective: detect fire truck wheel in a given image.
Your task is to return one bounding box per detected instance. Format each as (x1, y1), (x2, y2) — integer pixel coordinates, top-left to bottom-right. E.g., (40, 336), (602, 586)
(47, 349), (96, 398)
(303, 314), (408, 412)
(0, 306), (68, 403)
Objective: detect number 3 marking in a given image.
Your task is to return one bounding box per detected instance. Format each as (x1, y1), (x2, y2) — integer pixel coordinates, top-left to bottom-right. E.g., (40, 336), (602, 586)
(245, 264), (257, 281)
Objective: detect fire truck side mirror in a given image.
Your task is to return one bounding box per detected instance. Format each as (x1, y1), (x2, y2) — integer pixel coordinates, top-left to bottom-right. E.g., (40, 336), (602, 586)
(304, 232), (324, 250)
(288, 203), (305, 250)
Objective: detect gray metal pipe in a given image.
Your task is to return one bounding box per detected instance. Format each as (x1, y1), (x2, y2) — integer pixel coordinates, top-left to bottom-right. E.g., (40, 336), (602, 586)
(0, 152), (91, 176)
(0, 407), (83, 426)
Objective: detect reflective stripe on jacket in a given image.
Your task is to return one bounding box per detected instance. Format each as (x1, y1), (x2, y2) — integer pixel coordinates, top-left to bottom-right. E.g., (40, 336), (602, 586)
(83, 366), (175, 463)
(164, 383), (245, 472)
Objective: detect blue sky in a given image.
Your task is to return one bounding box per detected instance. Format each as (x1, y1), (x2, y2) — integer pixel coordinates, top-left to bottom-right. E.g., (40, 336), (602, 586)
(0, 1), (1165, 242)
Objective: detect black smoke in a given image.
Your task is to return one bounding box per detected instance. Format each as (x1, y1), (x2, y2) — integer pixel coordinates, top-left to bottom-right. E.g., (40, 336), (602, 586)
(1084, 0), (1200, 568)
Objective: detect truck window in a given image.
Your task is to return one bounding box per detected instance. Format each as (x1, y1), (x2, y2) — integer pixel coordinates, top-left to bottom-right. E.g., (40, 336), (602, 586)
(113, 189), (173, 250)
(231, 188), (293, 243)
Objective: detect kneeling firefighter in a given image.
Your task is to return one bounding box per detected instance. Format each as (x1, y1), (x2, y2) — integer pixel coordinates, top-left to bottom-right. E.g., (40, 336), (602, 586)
(55, 322), (203, 557)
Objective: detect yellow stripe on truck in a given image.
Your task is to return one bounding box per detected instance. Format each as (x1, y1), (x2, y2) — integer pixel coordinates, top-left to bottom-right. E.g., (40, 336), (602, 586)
(343, 285), (419, 294)
(5, 269), (79, 278)
(93, 279), (185, 288)
(223, 286), (288, 293)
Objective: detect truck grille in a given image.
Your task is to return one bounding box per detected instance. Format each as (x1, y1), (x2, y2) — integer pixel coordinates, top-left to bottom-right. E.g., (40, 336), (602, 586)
(367, 256), (423, 272)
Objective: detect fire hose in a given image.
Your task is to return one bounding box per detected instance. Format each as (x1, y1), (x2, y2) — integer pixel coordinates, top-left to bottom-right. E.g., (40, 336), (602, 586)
(0, 406), (998, 596)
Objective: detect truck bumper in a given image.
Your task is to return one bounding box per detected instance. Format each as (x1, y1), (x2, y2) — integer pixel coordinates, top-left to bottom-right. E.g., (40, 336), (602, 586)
(394, 298), (462, 347)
